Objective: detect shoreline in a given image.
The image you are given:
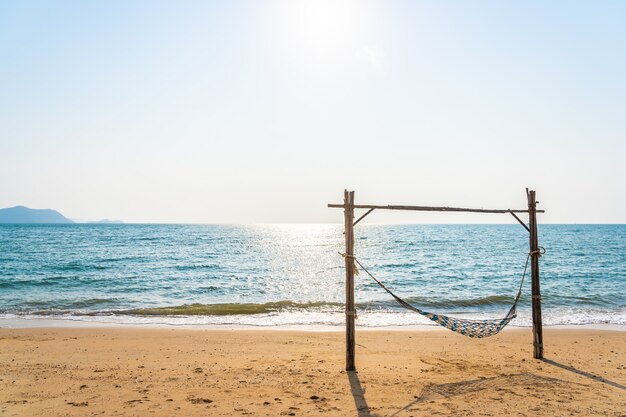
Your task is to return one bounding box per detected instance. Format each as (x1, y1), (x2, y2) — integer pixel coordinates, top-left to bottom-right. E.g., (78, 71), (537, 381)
(1, 316), (624, 331)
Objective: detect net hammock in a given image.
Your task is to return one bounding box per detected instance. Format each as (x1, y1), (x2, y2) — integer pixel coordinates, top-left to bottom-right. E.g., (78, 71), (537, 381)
(343, 250), (542, 338)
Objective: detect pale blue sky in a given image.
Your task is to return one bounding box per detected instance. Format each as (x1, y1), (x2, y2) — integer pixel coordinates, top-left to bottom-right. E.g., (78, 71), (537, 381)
(1, 1), (624, 223)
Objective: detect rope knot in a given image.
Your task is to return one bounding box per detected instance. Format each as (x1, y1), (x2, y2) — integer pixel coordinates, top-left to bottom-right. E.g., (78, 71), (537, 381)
(338, 252), (359, 275)
(529, 246), (546, 257)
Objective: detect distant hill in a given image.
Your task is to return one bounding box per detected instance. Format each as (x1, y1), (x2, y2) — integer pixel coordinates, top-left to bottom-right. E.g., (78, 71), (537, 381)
(0, 206), (74, 224)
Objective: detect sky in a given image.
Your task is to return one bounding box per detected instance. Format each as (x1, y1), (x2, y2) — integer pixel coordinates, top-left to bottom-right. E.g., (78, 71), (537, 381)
(1, 1), (624, 224)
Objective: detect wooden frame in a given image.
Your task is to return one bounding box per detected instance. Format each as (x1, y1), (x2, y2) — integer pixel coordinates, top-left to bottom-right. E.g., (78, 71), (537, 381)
(329, 189), (544, 371)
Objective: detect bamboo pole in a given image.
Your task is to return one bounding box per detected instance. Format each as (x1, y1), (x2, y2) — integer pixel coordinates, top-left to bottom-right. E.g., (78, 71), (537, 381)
(528, 190), (544, 359)
(344, 190), (356, 371)
(328, 204), (544, 214)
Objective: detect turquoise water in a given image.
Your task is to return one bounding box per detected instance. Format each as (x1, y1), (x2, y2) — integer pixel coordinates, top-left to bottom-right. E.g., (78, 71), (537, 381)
(0, 224), (624, 327)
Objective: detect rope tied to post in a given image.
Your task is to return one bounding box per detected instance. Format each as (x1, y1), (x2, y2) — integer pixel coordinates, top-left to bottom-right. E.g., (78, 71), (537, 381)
(339, 252), (359, 275)
(529, 246), (546, 258)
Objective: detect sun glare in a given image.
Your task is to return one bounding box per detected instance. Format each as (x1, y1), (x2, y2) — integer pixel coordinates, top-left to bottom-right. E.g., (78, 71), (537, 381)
(276, 0), (367, 68)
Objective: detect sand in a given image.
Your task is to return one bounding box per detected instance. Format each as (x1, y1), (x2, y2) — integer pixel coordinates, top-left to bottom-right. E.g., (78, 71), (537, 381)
(1, 327), (624, 416)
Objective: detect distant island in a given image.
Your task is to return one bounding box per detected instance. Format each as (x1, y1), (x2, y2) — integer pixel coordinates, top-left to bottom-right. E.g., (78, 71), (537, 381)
(0, 206), (74, 224)
(0, 206), (124, 224)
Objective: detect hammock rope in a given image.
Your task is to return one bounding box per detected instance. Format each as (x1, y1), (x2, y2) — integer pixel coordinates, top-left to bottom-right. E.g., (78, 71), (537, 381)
(341, 248), (544, 338)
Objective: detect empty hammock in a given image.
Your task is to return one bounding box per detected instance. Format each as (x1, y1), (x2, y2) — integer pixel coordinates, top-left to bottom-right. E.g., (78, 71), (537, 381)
(344, 251), (541, 338)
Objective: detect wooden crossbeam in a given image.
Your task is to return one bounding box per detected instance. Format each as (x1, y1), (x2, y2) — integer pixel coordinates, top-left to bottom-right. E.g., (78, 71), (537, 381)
(328, 204), (544, 214)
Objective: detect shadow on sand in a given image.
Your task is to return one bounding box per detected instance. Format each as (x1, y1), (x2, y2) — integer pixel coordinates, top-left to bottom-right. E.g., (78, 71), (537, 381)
(540, 358), (625, 391)
(388, 372), (569, 416)
(347, 370), (381, 417)
(362, 360), (625, 417)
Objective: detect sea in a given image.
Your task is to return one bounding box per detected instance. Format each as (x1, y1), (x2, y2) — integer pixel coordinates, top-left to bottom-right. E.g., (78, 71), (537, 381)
(0, 224), (624, 328)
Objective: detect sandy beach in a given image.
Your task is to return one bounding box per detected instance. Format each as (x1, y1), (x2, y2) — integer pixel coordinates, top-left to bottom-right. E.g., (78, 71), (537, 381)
(1, 327), (624, 416)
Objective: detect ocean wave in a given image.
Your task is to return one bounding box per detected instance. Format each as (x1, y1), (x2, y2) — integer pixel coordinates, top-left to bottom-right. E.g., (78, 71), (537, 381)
(3, 306), (624, 327)
(119, 301), (344, 316)
(51, 263), (109, 272)
(173, 264), (219, 271)
(2, 293), (619, 318)
(393, 295), (513, 308)
(95, 256), (147, 263)
(365, 293), (623, 309)
(0, 298), (123, 315)
(0, 276), (71, 288)
(109, 296), (521, 316)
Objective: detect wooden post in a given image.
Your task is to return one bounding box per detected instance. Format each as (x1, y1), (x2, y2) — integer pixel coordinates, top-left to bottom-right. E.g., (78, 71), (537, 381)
(527, 189), (544, 359)
(344, 190), (356, 371)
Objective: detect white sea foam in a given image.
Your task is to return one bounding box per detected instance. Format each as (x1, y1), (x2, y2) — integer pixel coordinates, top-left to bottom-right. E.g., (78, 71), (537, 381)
(2, 305), (624, 328)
